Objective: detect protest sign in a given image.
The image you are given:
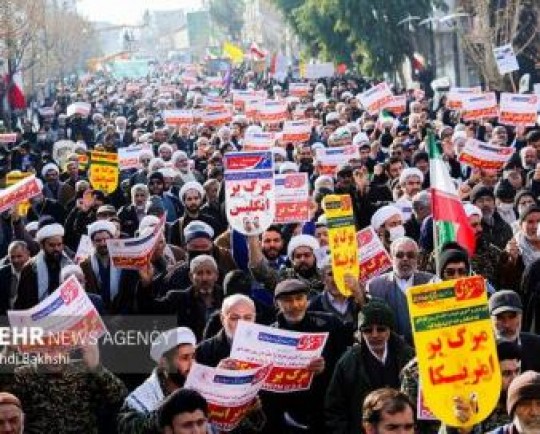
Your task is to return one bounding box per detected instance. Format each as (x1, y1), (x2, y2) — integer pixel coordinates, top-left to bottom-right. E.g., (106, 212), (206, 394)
(8, 276), (107, 351)
(244, 98), (263, 120)
(230, 321), (328, 392)
(89, 151), (119, 194)
(106, 218), (164, 269)
(257, 100), (288, 124)
(233, 90), (256, 110)
(383, 95), (407, 115)
(357, 83), (393, 115)
(418, 383), (437, 421)
(461, 92), (498, 121)
(243, 132), (275, 151)
(118, 146), (145, 170)
(203, 96), (226, 110)
(323, 195), (359, 297)
(5, 171), (33, 216)
(458, 139), (513, 170)
(202, 109), (232, 127)
(0, 174), (41, 214)
(53, 140), (75, 167)
(288, 82), (310, 98)
(446, 87), (482, 110)
(493, 44), (519, 75)
(224, 152), (275, 236)
(315, 145), (359, 176)
(357, 227), (392, 284)
(163, 110), (194, 127)
(77, 153), (89, 171)
(281, 120), (311, 144)
(0, 133), (17, 144)
(185, 363), (271, 431)
(74, 235), (93, 264)
(38, 107), (55, 118)
(407, 276), (501, 427)
(66, 102), (91, 117)
(499, 93), (538, 126)
(304, 63), (335, 79)
(274, 173), (310, 224)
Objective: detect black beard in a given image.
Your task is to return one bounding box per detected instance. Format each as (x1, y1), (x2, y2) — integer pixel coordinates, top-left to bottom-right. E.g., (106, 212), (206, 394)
(188, 250), (212, 262)
(167, 371), (186, 388)
(45, 251), (62, 262)
(295, 264), (317, 279)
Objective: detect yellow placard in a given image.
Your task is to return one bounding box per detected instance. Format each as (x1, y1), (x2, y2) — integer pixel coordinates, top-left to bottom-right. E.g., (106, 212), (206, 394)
(407, 276), (501, 427)
(89, 151), (119, 194)
(323, 194), (359, 297)
(6, 171), (31, 216)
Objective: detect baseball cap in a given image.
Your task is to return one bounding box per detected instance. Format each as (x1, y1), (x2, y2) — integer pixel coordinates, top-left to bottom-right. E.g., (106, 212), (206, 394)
(489, 290), (523, 316)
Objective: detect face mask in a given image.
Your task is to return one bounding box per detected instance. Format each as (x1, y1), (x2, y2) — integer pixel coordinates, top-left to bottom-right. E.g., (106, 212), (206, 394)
(388, 225), (406, 242)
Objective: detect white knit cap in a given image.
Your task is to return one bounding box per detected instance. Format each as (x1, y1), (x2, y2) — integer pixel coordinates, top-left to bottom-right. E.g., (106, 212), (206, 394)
(179, 181), (205, 204)
(279, 162), (299, 174)
(87, 220), (116, 239)
(150, 327), (197, 362)
(41, 163), (59, 178)
(370, 205), (403, 231)
(36, 223), (64, 242)
(399, 167), (424, 185)
(287, 234), (320, 259)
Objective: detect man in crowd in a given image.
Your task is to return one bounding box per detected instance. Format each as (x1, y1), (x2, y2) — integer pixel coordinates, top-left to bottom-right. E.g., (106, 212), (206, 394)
(362, 388), (416, 434)
(0, 241), (30, 314)
(0, 392), (24, 434)
(118, 327), (197, 434)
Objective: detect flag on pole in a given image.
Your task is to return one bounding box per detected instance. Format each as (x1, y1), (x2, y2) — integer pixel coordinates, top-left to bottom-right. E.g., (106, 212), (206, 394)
(428, 131), (476, 257)
(223, 42), (244, 64)
(5, 72), (26, 110)
(249, 42), (266, 60)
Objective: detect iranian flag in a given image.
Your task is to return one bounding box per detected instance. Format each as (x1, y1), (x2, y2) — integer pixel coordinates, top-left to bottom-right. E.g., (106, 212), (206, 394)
(428, 131), (476, 256)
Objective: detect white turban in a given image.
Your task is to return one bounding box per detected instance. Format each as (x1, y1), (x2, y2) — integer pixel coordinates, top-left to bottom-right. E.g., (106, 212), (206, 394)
(272, 147), (287, 159)
(464, 203), (482, 218)
(279, 162), (299, 174)
(139, 149), (154, 160)
(326, 112), (339, 123)
(36, 223), (64, 243)
(87, 221), (116, 239)
(150, 327), (196, 362)
(179, 181), (205, 204)
(139, 215), (161, 233)
(314, 175), (334, 191)
(158, 143), (173, 153)
(287, 234), (320, 259)
(399, 168), (424, 185)
(370, 205), (403, 231)
(25, 221), (39, 233)
(353, 132), (370, 146)
(159, 167), (177, 178)
(41, 163), (59, 178)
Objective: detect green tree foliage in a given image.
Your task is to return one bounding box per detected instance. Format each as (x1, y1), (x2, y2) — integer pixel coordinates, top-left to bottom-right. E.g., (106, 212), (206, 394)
(273, 0), (435, 75)
(209, 0), (246, 43)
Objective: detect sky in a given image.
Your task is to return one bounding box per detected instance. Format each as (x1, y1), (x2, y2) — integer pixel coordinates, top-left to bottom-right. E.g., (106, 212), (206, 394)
(77, 0), (203, 25)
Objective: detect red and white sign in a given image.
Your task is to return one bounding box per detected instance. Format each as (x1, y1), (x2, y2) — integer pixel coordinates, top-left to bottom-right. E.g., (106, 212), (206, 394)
(118, 146), (146, 170)
(357, 82), (393, 115)
(446, 87), (481, 110)
(357, 227), (392, 284)
(383, 95), (407, 115)
(67, 102), (91, 117)
(0, 133), (17, 144)
(257, 100), (288, 124)
(274, 173), (310, 224)
(163, 110), (194, 126)
(0, 175), (41, 214)
(289, 83), (310, 98)
(244, 97), (263, 120)
(499, 93), (538, 126)
(230, 321), (328, 392)
(461, 92), (498, 121)
(281, 120), (311, 144)
(458, 139), (514, 170)
(202, 108), (232, 127)
(315, 145), (359, 176)
(243, 132), (275, 151)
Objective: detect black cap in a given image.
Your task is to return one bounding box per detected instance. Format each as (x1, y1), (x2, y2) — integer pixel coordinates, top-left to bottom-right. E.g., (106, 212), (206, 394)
(489, 290), (523, 316)
(470, 185), (495, 204)
(274, 279), (309, 300)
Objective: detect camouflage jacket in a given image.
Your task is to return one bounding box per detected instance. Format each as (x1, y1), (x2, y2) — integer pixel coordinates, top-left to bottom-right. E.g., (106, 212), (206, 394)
(9, 363), (127, 434)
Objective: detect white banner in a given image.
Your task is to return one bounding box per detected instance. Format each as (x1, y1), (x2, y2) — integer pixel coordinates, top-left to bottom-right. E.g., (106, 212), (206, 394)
(493, 44), (519, 75)
(499, 93), (538, 126)
(357, 83), (393, 114)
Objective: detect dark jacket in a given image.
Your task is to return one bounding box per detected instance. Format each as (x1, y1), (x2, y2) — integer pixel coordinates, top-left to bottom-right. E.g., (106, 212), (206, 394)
(261, 311), (351, 434)
(0, 265), (14, 316)
(138, 284), (224, 341)
(196, 328), (231, 367)
(169, 212), (222, 248)
(117, 204), (141, 237)
(481, 211), (513, 250)
(26, 198), (66, 224)
(325, 333), (415, 434)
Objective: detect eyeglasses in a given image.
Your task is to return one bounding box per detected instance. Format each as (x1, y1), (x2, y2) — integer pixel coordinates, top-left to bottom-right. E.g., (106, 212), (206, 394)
(444, 267), (468, 277)
(395, 251), (417, 259)
(361, 326), (389, 334)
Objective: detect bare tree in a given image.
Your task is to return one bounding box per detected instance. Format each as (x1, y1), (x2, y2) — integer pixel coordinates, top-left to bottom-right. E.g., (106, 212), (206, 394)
(458, 0), (539, 90)
(0, 0), (43, 125)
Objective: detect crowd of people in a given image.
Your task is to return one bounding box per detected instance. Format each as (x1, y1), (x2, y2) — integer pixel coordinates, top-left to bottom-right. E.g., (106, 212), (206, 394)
(1, 63), (540, 434)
